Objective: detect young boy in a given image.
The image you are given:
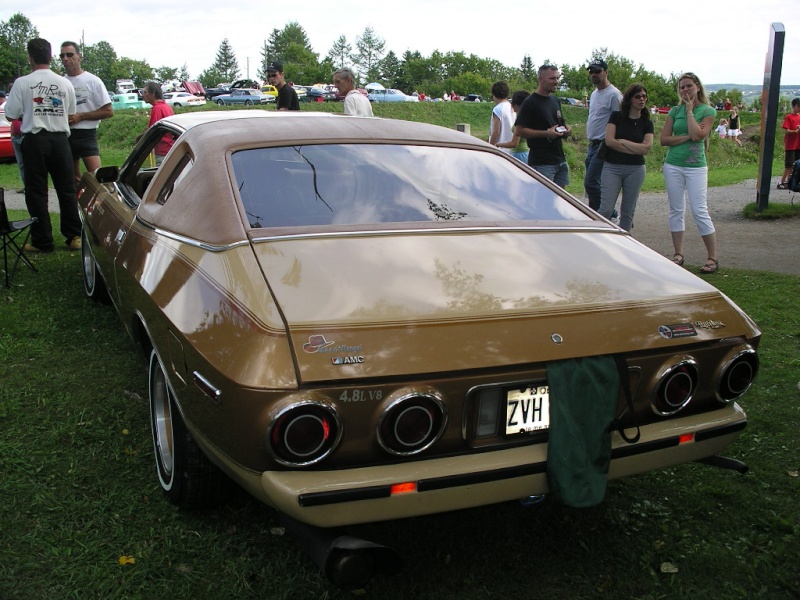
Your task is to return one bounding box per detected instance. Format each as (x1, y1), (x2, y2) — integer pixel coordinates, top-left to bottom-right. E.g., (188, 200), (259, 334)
(777, 98), (800, 189)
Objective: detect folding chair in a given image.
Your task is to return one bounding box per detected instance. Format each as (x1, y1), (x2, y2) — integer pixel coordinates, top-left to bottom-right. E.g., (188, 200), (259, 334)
(0, 187), (38, 288)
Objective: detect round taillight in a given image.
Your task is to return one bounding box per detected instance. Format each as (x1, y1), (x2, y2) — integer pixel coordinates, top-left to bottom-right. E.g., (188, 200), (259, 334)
(653, 359), (698, 415)
(717, 348), (758, 402)
(378, 393), (446, 456)
(269, 403), (341, 466)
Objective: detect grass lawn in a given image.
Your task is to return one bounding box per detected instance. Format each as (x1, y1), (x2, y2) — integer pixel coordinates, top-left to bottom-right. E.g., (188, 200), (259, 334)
(1, 211), (798, 599)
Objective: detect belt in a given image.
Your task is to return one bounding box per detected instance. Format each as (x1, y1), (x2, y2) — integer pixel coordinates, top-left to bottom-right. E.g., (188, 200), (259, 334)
(589, 139), (604, 146)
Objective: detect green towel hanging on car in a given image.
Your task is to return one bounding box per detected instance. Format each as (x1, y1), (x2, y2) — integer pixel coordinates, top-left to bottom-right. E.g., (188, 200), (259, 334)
(546, 355), (619, 508)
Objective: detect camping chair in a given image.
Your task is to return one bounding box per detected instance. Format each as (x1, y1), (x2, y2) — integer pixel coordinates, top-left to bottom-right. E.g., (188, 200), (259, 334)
(0, 188), (38, 288)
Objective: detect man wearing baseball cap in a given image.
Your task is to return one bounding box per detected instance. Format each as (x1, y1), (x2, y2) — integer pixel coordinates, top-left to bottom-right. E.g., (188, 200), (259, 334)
(584, 58), (622, 211)
(266, 61), (299, 111)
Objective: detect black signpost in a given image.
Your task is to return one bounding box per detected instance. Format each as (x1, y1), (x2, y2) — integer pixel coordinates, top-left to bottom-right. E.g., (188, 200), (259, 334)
(756, 23), (786, 212)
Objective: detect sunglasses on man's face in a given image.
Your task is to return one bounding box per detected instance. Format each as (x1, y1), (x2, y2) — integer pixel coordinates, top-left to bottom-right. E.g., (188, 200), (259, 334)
(60, 52), (76, 58)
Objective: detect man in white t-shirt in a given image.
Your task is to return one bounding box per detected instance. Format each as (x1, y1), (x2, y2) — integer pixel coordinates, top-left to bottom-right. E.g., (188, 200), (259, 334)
(60, 41), (113, 184)
(584, 58), (622, 211)
(4, 38), (82, 252)
(333, 67), (373, 117)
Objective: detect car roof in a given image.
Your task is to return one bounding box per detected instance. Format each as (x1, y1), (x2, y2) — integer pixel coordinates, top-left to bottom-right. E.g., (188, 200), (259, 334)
(157, 111), (486, 147)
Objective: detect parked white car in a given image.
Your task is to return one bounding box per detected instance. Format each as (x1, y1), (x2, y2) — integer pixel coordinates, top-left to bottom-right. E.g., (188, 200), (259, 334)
(164, 92), (206, 108)
(367, 88), (419, 103)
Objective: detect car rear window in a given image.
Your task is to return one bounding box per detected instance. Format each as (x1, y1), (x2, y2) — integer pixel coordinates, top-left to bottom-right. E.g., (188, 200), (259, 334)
(231, 144), (591, 229)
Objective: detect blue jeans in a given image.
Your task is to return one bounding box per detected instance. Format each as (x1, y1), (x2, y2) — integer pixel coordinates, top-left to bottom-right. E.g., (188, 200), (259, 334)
(12, 134), (25, 185)
(598, 163), (645, 232)
(531, 161), (570, 188)
(511, 150), (529, 164)
(584, 142), (604, 210)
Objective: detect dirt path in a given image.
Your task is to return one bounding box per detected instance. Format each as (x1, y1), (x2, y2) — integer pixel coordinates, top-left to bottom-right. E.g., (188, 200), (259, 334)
(630, 178), (799, 276)
(4, 178), (798, 276)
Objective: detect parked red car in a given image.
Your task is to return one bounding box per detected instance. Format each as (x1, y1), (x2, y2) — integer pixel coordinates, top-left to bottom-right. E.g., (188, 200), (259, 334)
(0, 109), (16, 161)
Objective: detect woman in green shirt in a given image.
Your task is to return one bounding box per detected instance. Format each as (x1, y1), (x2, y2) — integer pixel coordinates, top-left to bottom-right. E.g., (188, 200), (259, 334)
(659, 72), (718, 274)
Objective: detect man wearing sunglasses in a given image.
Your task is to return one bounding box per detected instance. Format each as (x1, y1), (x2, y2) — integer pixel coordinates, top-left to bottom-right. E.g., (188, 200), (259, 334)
(60, 41), (113, 186)
(266, 62), (299, 111)
(584, 59), (622, 212)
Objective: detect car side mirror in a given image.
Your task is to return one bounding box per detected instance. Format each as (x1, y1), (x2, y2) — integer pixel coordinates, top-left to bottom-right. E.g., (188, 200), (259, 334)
(96, 166), (120, 184)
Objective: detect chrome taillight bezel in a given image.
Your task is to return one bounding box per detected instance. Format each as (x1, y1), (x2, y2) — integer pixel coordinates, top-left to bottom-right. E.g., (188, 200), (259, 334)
(652, 358), (698, 416)
(716, 347), (759, 403)
(377, 392), (447, 456)
(268, 400), (342, 467)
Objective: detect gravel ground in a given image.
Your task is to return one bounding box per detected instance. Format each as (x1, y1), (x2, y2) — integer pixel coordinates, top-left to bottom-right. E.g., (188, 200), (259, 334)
(5, 177), (798, 276)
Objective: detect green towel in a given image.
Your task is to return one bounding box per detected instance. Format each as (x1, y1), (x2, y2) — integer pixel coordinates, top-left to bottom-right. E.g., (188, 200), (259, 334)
(546, 355), (619, 508)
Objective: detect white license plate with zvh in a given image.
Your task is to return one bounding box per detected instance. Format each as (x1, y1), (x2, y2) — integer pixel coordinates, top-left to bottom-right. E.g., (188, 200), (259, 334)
(506, 385), (550, 435)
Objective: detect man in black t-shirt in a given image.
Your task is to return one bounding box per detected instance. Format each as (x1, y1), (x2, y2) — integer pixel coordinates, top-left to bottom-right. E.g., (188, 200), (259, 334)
(266, 61), (299, 111)
(514, 65), (571, 187)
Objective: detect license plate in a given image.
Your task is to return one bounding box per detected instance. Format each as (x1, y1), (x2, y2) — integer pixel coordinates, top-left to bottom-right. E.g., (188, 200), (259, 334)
(506, 385), (550, 435)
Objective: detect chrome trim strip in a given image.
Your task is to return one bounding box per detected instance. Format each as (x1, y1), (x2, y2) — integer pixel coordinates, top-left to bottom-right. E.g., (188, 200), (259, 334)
(251, 225), (616, 243)
(134, 216), (250, 252)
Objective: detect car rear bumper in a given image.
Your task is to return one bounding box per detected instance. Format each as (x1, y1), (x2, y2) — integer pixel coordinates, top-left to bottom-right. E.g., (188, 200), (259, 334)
(236, 403), (746, 527)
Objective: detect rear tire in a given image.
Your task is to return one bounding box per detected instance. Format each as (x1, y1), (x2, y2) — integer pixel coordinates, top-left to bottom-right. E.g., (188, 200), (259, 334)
(244, 100), (253, 106)
(216, 99), (224, 106)
(148, 349), (229, 509)
(81, 230), (111, 304)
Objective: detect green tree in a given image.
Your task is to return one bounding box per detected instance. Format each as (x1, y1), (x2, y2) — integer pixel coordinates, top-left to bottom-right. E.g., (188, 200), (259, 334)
(114, 57), (154, 87)
(380, 50), (403, 89)
(0, 12), (38, 83)
(282, 41), (321, 84)
(81, 41), (118, 89)
(155, 66), (178, 82)
(519, 54), (535, 84)
(210, 38), (239, 82)
(265, 22), (312, 65)
(178, 64), (191, 81)
(708, 88), (744, 108)
(261, 22), (320, 83)
(258, 41), (271, 81)
(353, 26), (385, 81)
(199, 67), (224, 88)
(327, 35), (351, 69)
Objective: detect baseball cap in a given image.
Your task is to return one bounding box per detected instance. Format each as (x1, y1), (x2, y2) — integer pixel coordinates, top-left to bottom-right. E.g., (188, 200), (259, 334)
(266, 61), (283, 73)
(587, 59), (608, 71)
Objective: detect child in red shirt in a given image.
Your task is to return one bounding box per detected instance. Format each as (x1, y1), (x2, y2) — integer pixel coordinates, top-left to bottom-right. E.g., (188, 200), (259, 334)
(778, 98), (800, 189)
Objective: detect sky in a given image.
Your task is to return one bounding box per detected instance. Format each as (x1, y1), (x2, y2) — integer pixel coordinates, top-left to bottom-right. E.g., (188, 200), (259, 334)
(13, 2), (800, 88)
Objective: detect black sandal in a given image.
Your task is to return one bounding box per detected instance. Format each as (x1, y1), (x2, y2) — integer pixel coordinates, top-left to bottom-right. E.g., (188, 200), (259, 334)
(699, 258), (719, 274)
(671, 254), (685, 266)
(777, 183), (788, 190)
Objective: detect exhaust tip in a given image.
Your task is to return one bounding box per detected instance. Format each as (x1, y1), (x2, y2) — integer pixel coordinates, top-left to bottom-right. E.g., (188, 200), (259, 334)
(327, 542), (404, 589)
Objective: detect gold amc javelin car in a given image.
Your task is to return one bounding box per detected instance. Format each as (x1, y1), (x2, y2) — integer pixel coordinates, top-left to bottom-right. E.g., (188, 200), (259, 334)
(77, 111), (760, 541)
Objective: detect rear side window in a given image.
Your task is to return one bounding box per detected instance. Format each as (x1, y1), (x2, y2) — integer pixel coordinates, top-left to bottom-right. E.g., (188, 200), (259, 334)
(231, 144), (590, 229)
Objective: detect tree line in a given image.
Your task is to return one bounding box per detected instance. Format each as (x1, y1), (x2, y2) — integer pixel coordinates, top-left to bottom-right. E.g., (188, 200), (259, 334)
(1, 12), (746, 109)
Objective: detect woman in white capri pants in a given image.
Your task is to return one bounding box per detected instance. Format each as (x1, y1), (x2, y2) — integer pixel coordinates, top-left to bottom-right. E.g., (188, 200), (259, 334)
(659, 72), (719, 274)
